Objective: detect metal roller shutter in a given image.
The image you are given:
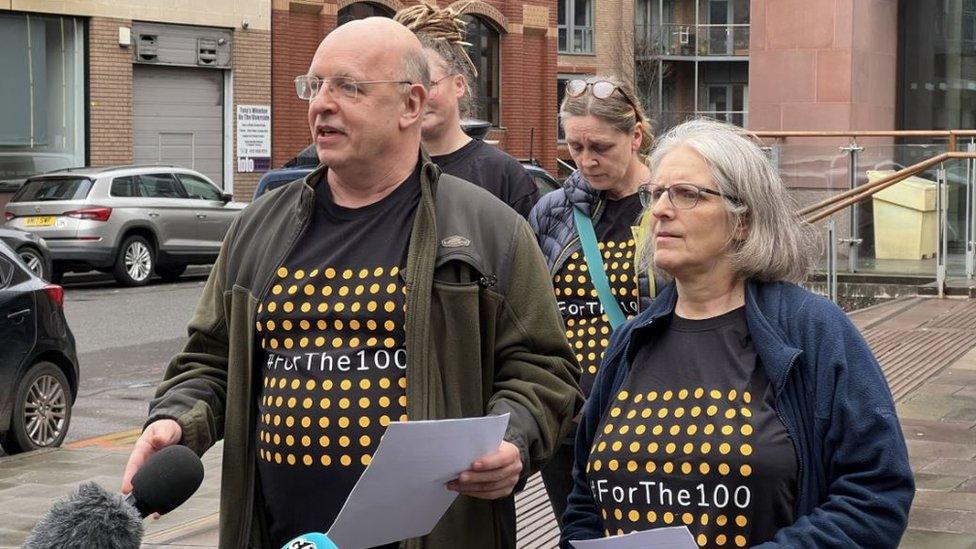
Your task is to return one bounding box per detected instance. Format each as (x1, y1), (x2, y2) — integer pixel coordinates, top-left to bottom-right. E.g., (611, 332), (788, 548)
(133, 64), (224, 188)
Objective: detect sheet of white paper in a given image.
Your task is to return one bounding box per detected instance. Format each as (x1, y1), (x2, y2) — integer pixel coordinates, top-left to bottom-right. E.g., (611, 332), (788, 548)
(569, 526), (698, 549)
(326, 413), (510, 549)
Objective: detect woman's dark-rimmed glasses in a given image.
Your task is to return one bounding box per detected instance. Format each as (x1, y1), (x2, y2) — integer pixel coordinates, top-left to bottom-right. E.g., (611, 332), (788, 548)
(638, 183), (736, 210)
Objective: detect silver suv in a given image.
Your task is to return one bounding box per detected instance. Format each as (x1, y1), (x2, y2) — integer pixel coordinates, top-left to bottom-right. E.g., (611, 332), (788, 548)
(2, 165), (245, 286)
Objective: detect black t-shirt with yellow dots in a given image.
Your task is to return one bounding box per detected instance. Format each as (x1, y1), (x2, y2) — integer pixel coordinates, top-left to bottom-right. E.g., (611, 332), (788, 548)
(553, 193), (643, 396)
(585, 308), (797, 548)
(254, 168), (418, 547)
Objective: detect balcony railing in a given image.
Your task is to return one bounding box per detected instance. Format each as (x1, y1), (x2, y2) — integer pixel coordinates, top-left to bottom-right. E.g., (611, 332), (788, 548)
(635, 23), (750, 58)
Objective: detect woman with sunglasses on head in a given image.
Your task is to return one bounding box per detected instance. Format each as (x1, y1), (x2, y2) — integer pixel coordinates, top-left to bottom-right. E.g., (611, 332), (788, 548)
(528, 75), (658, 527)
(560, 119), (914, 548)
(395, 3), (539, 218)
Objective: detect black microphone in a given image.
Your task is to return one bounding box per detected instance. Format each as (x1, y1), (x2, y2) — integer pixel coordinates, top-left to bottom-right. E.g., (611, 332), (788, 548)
(23, 445), (205, 549)
(124, 444), (205, 518)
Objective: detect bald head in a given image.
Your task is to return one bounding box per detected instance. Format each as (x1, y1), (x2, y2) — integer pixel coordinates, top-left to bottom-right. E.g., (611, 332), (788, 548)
(305, 16), (429, 189)
(313, 17), (429, 87)
(328, 16), (420, 46)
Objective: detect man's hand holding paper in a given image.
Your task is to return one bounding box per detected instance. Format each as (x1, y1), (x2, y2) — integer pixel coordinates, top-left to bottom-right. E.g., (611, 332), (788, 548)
(447, 440), (523, 500)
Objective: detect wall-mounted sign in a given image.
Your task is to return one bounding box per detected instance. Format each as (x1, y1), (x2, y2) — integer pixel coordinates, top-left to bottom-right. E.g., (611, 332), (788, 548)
(236, 105), (271, 172)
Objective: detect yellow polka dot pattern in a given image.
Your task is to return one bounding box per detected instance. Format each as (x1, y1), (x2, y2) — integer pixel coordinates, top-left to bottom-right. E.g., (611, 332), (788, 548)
(258, 265), (405, 353)
(553, 240), (639, 389)
(586, 387), (757, 549)
(256, 264), (408, 472)
(257, 373), (408, 470)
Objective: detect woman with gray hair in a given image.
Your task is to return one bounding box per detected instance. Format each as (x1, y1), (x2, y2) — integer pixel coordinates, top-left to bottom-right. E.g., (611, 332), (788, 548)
(560, 119), (914, 548)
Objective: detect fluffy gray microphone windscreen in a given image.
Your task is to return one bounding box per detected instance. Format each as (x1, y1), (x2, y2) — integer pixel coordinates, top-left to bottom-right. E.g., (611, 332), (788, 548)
(22, 481), (143, 549)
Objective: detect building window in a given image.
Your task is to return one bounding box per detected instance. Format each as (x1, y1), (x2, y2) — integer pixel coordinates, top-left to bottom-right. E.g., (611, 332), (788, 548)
(705, 0), (750, 55)
(964, 0), (976, 54)
(558, 0), (594, 54)
(702, 84), (747, 127)
(337, 2), (394, 26)
(899, 1), (976, 130)
(0, 13), (84, 189)
(463, 15), (500, 125)
(696, 62), (748, 127)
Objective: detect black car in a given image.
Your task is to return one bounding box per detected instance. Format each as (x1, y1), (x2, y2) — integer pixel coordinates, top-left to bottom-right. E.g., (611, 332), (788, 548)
(0, 240), (78, 454)
(520, 160), (561, 195)
(0, 227), (52, 281)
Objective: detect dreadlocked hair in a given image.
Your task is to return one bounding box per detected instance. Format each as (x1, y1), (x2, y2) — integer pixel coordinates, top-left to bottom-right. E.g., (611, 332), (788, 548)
(395, 1), (478, 117)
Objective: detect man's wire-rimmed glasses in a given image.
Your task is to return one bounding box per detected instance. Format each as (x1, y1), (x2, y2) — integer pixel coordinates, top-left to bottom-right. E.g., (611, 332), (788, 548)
(294, 75), (412, 102)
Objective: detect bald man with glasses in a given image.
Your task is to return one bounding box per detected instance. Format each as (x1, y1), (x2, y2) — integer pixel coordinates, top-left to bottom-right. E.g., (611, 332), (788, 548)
(123, 17), (582, 549)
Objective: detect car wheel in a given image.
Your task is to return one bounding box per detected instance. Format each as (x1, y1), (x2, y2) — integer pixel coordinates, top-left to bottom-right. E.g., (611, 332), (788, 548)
(113, 235), (155, 286)
(3, 362), (72, 454)
(17, 247), (46, 280)
(156, 263), (188, 282)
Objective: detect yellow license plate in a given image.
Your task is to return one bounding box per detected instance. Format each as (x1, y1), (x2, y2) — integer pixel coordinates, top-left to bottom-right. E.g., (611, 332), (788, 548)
(24, 216), (56, 227)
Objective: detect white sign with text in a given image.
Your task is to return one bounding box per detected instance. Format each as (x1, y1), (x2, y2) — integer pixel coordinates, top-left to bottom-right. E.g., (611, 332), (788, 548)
(236, 104), (271, 172)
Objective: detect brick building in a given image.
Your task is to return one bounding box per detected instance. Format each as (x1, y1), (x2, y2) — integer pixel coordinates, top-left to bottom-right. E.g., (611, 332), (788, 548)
(0, 1), (271, 200)
(271, 0), (561, 175)
(555, 0), (635, 173)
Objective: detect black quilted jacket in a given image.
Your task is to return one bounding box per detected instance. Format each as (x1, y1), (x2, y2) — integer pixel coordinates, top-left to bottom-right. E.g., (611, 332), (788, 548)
(528, 170), (657, 309)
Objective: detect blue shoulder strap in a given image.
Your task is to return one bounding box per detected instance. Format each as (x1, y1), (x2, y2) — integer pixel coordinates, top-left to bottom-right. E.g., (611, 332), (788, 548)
(573, 206), (627, 330)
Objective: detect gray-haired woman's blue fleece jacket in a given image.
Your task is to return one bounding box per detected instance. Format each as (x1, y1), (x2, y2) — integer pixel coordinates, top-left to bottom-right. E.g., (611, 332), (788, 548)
(561, 280), (915, 548)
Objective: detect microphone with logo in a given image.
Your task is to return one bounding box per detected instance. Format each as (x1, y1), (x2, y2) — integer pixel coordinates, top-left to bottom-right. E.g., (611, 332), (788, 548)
(281, 532), (339, 549)
(23, 445), (205, 549)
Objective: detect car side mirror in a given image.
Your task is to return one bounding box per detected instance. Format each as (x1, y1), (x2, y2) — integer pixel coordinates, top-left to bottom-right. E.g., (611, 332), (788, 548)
(220, 192), (234, 203)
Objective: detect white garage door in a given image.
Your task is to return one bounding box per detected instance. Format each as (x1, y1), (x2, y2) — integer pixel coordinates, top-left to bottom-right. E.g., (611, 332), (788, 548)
(133, 64), (224, 188)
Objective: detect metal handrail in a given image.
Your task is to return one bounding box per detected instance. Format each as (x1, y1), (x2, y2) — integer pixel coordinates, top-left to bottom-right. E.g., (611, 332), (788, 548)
(754, 130), (976, 153)
(803, 152), (976, 223)
(756, 129), (976, 297)
(804, 151), (976, 299)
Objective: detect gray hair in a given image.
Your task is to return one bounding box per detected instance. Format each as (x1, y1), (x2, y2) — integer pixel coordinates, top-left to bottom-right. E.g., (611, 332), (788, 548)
(641, 118), (819, 283)
(401, 47), (431, 88)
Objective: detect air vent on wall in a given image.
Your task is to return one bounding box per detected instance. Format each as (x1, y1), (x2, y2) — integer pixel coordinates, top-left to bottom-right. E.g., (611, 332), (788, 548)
(137, 34), (158, 62)
(131, 23), (232, 68)
(197, 38), (217, 66)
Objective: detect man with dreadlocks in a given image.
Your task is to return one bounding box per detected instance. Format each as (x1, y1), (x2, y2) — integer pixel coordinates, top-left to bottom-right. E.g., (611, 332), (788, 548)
(396, 1), (541, 219)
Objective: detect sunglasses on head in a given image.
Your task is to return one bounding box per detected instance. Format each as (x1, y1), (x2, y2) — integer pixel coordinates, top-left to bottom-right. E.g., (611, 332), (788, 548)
(565, 79), (640, 113)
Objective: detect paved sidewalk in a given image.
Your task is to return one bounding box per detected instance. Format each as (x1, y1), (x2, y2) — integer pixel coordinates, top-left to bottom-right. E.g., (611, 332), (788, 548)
(1, 296), (975, 548)
(898, 344), (976, 549)
(0, 440), (222, 548)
